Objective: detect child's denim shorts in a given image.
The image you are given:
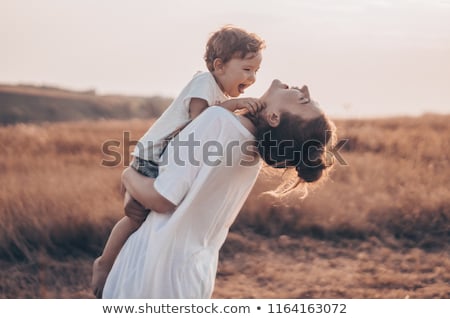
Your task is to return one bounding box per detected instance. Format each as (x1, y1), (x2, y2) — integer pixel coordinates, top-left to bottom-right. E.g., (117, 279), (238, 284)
(130, 157), (159, 178)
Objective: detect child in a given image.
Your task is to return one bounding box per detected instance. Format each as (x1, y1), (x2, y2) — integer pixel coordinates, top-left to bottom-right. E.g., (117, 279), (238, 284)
(92, 25), (265, 298)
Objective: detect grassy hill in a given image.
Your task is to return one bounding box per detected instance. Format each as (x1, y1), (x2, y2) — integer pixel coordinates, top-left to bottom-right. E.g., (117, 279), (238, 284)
(0, 84), (172, 125)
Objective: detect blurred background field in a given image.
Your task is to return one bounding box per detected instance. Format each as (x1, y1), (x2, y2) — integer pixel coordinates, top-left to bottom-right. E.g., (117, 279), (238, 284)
(0, 85), (449, 298)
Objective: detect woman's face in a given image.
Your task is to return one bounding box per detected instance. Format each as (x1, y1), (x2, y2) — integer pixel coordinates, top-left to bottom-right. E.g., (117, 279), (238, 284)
(260, 79), (323, 126)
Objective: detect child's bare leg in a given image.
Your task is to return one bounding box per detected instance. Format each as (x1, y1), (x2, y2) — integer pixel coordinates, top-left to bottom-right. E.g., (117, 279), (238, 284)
(92, 216), (142, 298)
(92, 191), (149, 298)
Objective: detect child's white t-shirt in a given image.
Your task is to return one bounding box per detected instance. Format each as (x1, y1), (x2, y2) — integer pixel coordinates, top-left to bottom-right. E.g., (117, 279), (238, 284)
(132, 71), (228, 163)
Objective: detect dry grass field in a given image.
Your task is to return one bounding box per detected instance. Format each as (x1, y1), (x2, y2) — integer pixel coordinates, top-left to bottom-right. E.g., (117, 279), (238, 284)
(0, 112), (449, 298)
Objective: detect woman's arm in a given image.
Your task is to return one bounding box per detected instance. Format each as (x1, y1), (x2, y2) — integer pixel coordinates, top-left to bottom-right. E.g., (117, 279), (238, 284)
(121, 167), (176, 213)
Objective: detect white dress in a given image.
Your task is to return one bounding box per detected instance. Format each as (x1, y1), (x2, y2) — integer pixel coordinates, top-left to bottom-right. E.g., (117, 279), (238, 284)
(103, 107), (261, 298)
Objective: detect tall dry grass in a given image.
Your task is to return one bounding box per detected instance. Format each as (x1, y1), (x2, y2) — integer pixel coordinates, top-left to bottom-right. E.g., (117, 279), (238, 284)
(0, 119), (152, 260)
(237, 114), (450, 249)
(0, 114), (449, 262)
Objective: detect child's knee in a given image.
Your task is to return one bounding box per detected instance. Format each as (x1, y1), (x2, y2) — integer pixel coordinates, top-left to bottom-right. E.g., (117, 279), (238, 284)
(124, 199), (150, 224)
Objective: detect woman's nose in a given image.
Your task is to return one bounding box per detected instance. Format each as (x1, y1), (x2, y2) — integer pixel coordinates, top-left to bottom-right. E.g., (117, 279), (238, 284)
(271, 79), (288, 88)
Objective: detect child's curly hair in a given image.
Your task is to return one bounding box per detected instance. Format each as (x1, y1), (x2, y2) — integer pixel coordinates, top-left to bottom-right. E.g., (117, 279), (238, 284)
(204, 25), (265, 72)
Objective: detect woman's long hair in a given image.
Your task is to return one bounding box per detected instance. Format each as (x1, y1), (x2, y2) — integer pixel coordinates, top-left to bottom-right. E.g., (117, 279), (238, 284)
(254, 109), (337, 197)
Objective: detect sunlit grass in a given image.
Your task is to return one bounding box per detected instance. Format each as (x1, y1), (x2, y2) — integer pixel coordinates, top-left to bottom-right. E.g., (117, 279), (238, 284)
(1, 114), (449, 262)
(1, 114), (449, 298)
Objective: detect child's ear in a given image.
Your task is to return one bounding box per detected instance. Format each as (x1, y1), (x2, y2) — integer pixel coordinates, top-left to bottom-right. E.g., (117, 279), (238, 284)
(213, 58), (224, 73)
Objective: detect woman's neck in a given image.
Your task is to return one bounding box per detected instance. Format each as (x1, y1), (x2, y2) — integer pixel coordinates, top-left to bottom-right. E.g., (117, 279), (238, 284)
(238, 112), (258, 135)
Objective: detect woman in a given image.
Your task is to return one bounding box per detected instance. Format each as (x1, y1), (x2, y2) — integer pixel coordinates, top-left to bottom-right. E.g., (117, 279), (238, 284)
(102, 79), (336, 298)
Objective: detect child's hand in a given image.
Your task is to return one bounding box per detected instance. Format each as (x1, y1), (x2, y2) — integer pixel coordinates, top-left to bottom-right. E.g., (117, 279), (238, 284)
(232, 97), (266, 115)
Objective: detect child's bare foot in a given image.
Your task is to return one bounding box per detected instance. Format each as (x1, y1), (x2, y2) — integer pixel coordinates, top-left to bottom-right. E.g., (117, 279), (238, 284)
(91, 257), (110, 299)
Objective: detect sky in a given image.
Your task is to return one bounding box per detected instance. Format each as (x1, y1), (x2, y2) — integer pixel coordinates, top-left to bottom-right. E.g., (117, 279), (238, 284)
(1, 0), (450, 118)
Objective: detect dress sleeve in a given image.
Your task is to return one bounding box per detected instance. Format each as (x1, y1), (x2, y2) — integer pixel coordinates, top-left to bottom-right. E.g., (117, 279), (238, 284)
(153, 108), (227, 206)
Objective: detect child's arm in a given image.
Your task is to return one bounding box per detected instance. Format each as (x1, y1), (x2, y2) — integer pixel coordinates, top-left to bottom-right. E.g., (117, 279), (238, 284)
(189, 98), (209, 119)
(121, 167), (176, 213)
(219, 98), (265, 115)
(189, 97), (266, 119)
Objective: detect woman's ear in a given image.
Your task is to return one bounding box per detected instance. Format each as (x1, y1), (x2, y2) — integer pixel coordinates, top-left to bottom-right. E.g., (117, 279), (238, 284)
(266, 111), (280, 127)
(213, 58), (224, 73)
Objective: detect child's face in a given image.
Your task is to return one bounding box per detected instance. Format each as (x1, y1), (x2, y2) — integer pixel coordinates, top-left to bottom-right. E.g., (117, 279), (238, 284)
(215, 52), (262, 97)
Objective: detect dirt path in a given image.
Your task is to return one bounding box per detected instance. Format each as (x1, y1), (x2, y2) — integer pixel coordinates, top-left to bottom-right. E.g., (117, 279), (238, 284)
(213, 233), (450, 298)
(1, 232), (449, 298)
